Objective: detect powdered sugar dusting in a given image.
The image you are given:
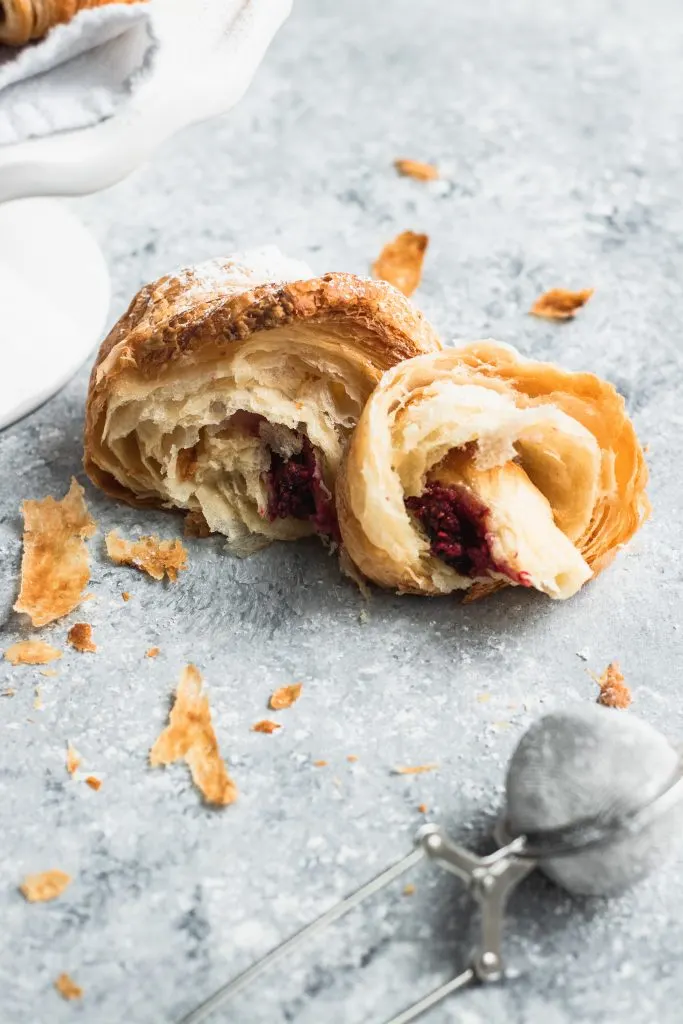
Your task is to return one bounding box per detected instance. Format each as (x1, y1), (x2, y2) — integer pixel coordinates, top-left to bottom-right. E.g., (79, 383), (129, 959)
(169, 247), (313, 308)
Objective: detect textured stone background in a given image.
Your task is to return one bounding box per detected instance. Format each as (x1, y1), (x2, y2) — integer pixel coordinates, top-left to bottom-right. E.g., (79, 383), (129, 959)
(2, 0), (683, 1021)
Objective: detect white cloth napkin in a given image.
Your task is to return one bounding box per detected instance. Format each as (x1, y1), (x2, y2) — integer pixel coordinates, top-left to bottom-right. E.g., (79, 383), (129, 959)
(0, 4), (158, 146)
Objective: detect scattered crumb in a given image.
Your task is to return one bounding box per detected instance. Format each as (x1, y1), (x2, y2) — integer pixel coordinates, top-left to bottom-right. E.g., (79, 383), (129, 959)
(40, 669), (58, 678)
(403, 883), (416, 896)
(347, 755), (359, 763)
(66, 743), (81, 775)
(184, 509), (212, 539)
(33, 686), (43, 710)
(596, 661), (632, 709)
(4, 640), (62, 666)
(313, 760), (328, 768)
(491, 721), (511, 731)
(54, 973), (83, 1001)
(105, 531), (187, 582)
(392, 764), (438, 775)
(372, 230), (428, 297)
(14, 478), (96, 627)
(121, 591), (131, 602)
(146, 647), (160, 659)
(252, 720), (282, 734)
(149, 665), (237, 806)
(476, 693), (491, 703)
(269, 683), (303, 710)
(418, 803), (428, 814)
(529, 287), (594, 321)
(20, 869), (71, 902)
(85, 776), (102, 791)
(1, 688), (15, 697)
(394, 158), (439, 181)
(67, 623), (96, 653)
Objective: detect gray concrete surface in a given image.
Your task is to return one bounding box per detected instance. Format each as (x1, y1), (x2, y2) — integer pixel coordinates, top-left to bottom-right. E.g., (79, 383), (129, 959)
(2, 0), (683, 1021)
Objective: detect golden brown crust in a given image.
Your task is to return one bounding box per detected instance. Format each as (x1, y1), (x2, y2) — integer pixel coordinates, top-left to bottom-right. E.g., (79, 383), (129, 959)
(0, 0), (145, 47)
(84, 266), (441, 510)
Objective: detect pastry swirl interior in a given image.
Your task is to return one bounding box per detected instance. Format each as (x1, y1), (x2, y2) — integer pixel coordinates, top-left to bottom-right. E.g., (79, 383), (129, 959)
(84, 247), (441, 551)
(337, 342), (649, 600)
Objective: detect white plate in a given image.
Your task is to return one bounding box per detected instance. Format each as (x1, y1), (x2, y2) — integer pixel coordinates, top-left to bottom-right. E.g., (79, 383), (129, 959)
(0, 198), (109, 430)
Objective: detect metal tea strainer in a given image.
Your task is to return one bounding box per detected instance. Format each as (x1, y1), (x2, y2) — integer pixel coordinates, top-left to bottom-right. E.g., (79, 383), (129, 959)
(179, 704), (683, 1024)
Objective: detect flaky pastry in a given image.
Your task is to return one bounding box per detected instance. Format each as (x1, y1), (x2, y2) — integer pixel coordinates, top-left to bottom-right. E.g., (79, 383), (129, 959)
(337, 342), (649, 600)
(84, 247), (441, 551)
(0, 0), (144, 47)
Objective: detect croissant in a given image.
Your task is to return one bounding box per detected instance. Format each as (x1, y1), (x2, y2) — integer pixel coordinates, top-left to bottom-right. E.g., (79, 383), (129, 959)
(337, 341), (649, 600)
(84, 248), (441, 551)
(0, 0), (143, 47)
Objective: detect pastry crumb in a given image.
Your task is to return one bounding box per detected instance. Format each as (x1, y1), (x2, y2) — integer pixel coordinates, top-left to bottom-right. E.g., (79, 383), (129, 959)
(347, 754), (358, 763)
(418, 803), (428, 814)
(372, 230), (428, 297)
(252, 719), (282, 734)
(269, 683), (303, 710)
(40, 669), (58, 678)
(149, 665), (237, 806)
(33, 686), (43, 710)
(596, 661), (631, 709)
(121, 591), (131, 602)
(67, 623), (96, 653)
(4, 640), (62, 666)
(313, 760), (328, 768)
(1, 688), (15, 697)
(394, 158), (439, 181)
(530, 287), (594, 321)
(66, 743), (81, 775)
(85, 776), (102, 791)
(13, 478), (96, 628)
(54, 973), (82, 1001)
(146, 647), (160, 659)
(105, 531), (187, 582)
(20, 869), (71, 902)
(392, 764), (438, 775)
(184, 509), (212, 539)
(403, 883), (416, 896)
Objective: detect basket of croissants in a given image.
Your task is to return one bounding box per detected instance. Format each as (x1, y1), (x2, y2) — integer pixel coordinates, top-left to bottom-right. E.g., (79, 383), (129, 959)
(0, 0), (145, 46)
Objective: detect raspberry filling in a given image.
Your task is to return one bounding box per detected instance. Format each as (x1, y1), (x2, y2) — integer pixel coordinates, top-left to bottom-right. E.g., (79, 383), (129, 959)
(266, 437), (340, 542)
(405, 483), (531, 585)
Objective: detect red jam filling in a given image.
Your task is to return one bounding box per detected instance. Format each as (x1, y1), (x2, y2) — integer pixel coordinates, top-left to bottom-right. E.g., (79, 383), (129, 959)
(405, 483), (531, 585)
(266, 437), (340, 542)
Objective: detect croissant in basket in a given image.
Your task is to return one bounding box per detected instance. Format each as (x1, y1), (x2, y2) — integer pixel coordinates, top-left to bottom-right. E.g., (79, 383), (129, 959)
(0, 0), (143, 47)
(84, 248), (441, 551)
(337, 342), (649, 600)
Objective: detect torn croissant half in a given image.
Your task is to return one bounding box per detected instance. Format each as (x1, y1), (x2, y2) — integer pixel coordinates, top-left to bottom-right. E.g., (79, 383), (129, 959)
(337, 342), (649, 600)
(84, 247), (441, 550)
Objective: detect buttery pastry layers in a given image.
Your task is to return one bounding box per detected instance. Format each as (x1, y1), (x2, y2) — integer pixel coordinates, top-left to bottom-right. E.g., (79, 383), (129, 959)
(0, 0), (143, 46)
(337, 342), (649, 600)
(84, 248), (441, 551)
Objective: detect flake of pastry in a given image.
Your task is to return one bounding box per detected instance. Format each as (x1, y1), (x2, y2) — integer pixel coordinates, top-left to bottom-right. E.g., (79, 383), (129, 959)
(596, 662), (631, 709)
(530, 287), (594, 320)
(14, 478), (95, 627)
(121, 591), (132, 602)
(269, 683), (303, 710)
(337, 344), (649, 600)
(417, 803), (428, 813)
(402, 883), (416, 896)
(67, 623), (97, 653)
(392, 764), (438, 775)
(33, 686), (43, 710)
(54, 973), (83, 1001)
(83, 250), (442, 557)
(372, 231), (428, 297)
(149, 665), (237, 806)
(66, 743), (81, 775)
(252, 719), (282, 734)
(4, 640), (62, 665)
(40, 669), (58, 677)
(0, 0), (145, 46)
(19, 869), (71, 902)
(85, 776), (102, 790)
(347, 754), (359, 763)
(394, 158), (439, 181)
(105, 532), (187, 582)
(313, 760), (328, 768)
(146, 647), (160, 658)
(1, 689), (15, 697)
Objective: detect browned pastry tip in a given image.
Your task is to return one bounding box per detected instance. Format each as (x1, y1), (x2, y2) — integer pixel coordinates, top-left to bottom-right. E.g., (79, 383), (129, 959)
(0, 0), (143, 46)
